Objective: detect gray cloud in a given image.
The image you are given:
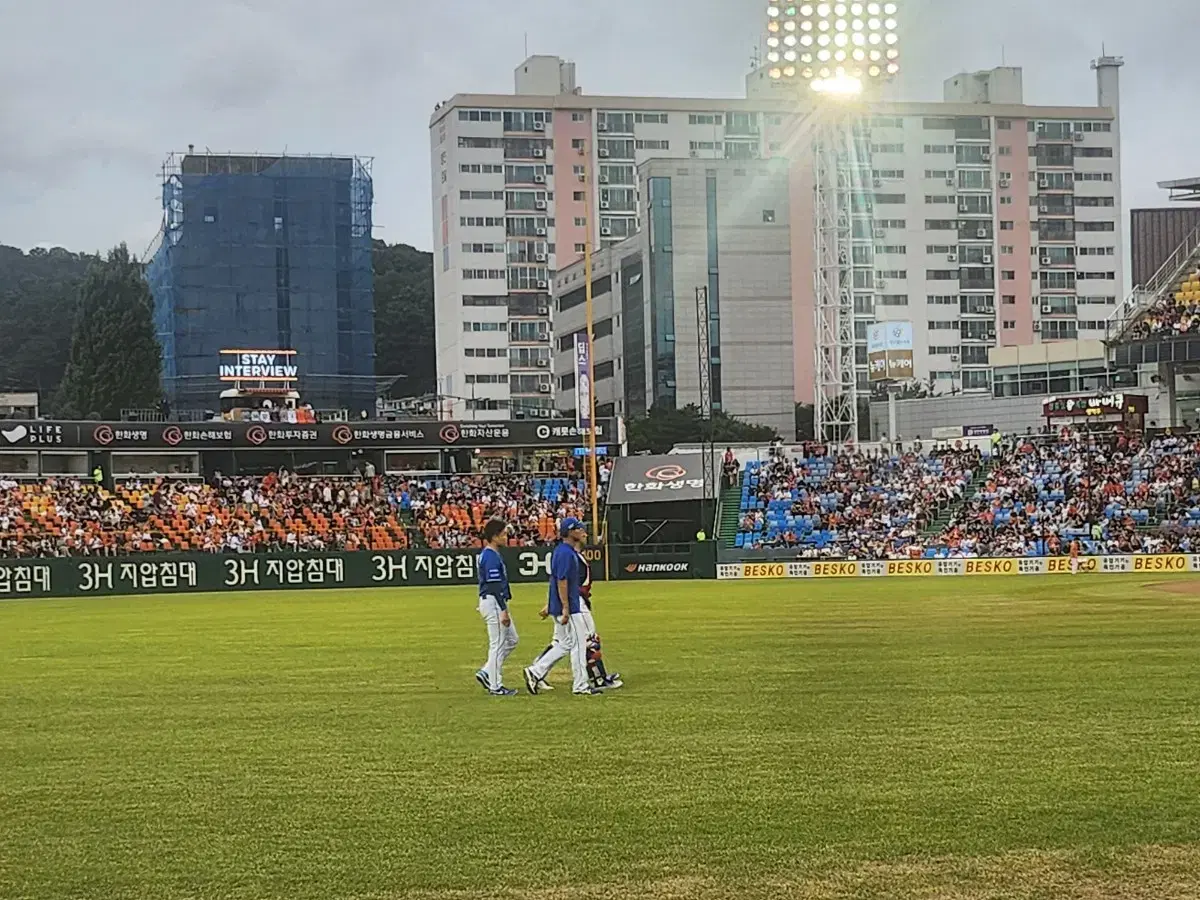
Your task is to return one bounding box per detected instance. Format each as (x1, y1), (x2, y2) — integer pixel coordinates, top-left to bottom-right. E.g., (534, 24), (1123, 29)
(1, 0), (1198, 255)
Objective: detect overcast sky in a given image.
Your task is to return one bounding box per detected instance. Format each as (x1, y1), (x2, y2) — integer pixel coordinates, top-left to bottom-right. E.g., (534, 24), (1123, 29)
(1, 0), (1196, 256)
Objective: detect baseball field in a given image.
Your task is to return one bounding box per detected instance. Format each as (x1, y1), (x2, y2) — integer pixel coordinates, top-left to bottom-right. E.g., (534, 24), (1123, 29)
(2, 574), (1199, 899)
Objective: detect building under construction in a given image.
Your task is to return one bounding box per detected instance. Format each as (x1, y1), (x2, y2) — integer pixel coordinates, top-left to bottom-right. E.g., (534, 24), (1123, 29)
(146, 150), (375, 414)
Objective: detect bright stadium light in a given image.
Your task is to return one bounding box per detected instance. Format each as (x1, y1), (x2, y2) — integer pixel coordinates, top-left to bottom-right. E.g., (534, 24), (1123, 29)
(765, 0), (899, 93)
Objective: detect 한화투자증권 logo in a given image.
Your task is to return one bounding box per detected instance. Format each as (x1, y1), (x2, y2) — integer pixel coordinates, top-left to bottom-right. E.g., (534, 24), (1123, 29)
(439, 424), (460, 444)
(331, 424), (354, 445)
(245, 425), (268, 446)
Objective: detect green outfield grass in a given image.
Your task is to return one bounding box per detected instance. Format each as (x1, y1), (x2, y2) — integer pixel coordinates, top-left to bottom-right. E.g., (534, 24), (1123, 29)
(2, 575), (1200, 899)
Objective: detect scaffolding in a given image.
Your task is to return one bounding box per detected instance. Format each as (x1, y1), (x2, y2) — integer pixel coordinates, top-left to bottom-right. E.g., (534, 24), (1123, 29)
(146, 150), (376, 414)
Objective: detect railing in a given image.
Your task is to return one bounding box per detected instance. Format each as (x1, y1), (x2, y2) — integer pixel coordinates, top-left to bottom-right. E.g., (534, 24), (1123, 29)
(1107, 221), (1200, 341)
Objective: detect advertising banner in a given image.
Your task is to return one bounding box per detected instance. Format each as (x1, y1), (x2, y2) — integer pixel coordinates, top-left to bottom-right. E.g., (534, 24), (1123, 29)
(867, 321), (913, 383)
(717, 554), (1198, 580)
(0, 419), (619, 451)
(0, 545), (606, 600)
(605, 454), (710, 505)
(574, 333), (592, 433)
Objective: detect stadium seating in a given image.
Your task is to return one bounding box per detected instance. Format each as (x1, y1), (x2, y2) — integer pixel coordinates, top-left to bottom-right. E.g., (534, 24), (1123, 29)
(0, 472), (593, 557)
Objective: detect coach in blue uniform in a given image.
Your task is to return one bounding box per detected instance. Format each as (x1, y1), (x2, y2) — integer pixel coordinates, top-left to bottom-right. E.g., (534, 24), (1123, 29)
(476, 518), (518, 696)
(523, 517), (599, 696)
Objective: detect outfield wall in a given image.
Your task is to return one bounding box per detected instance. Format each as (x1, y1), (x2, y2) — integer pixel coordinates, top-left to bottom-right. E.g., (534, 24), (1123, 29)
(0, 546), (606, 599)
(717, 555), (1196, 579)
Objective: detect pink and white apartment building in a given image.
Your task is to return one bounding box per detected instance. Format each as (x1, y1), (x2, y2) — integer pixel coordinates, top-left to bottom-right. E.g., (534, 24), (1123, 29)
(430, 54), (1123, 419)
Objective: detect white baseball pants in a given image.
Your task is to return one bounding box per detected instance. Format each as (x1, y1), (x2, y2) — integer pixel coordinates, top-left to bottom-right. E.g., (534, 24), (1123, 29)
(478, 595), (518, 691)
(528, 613), (590, 692)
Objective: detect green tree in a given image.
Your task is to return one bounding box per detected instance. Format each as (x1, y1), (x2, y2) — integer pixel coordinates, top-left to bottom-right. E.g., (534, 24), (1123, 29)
(373, 240), (435, 395)
(0, 245), (96, 397)
(56, 245), (163, 419)
(627, 403), (779, 454)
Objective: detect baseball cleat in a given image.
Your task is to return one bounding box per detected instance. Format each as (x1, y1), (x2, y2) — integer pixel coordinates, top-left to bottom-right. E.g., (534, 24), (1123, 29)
(523, 667), (540, 695)
(572, 687), (604, 696)
(475, 669), (490, 691)
(601, 674), (623, 689)
(489, 686), (518, 696)
(537, 677), (554, 691)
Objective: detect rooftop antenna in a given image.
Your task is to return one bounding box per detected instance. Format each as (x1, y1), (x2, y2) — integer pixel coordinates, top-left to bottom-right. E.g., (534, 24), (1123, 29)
(1000, 44), (1006, 66)
(524, 32), (528, 57)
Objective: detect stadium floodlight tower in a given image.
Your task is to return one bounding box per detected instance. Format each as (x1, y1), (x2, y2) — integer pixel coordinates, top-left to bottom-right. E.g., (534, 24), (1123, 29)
(766, 1), (900, 445)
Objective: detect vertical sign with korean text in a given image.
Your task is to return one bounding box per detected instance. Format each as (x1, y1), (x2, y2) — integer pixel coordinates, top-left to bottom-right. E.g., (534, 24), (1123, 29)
(575, 332), (592, 432)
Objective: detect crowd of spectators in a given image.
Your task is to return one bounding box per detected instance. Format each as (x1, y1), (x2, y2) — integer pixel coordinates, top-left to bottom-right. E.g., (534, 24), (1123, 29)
(0, 470), (596, 558)
(1128, 268), (1200, 340)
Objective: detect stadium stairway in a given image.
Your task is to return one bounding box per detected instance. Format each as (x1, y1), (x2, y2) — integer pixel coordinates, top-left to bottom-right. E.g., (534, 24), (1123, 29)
(719, 478), (742, 548)
(1108, 221), (1200, 340)
(921, 468), (983, 537)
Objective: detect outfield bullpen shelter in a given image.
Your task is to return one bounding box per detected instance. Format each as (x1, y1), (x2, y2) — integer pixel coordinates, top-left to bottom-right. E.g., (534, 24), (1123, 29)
(604, 454), (717, 580)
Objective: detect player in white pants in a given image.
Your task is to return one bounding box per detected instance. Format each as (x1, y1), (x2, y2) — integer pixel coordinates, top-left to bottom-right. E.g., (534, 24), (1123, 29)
(530, 547), (621, 690)
(475, 518), (518, 696)
(522, 517), (600, 696)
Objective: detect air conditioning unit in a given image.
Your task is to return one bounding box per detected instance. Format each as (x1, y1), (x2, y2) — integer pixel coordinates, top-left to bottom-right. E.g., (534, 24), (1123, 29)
(999, 178), (1010, 188)
(873, 228), (886, 239)
(600, 227), (612, 236)
(982, 253), (993, 263)
(535, 200), (547, 210)
(945, 177), (956, 186)
(533, 121), (545, 132)
(1041, 304), (1053, 314)
(1033, 321), (1042, 332)
(950, 354), (959, 362)
(598, 149), (610, 158)
(538, 384), (551, 393)
(976, 228), (987, 238)
(981, 150), (992, 161)
(947, 253), (958, 262)
(1041, 256), (1052, 265)
(1073, 132), (1085, 142)
(536, 306), (549, 316)
(1039, 203), (1050, 213)
(599, 174), (609, 184)
(576, 174), (586, 182)
(533, 149), (545, 158)
(535, 227), (548, 236)
(536, 359), (549, 368)
(599, 201), (610, 209)
(873, 177), (883, 188)
(1038, 176), (1050, 188)
(536, 280), (549, 289)
(959, 202), (971, 212)
(534, 253), (547, 262)
(534, 175), (546, 184)
(876, 278), (888, 289)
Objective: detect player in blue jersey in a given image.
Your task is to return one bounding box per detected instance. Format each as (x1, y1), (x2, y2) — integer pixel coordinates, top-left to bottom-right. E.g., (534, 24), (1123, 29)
(529, 547), (622, 690)
(522, 517), (600, 696)
(475, 518), (519, 696)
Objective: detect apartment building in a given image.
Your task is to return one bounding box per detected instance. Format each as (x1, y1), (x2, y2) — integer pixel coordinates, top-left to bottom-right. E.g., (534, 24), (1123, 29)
(552, 158), (795, 436)
(429, 54), (1123, 418)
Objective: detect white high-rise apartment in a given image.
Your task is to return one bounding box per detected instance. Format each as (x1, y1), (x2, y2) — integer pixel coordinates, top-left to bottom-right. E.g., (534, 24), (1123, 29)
(429, 54), (1123, 419)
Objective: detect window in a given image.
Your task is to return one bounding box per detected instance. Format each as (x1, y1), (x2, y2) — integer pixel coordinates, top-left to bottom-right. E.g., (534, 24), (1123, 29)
(458, 109), (503, 122)
(1000, 221), (1014, 231)
(462, 321), (506, 332)
(460, 163), (504, 173)
(1042, 320), (1078, 340)
(928, 320), (960, 330)
(461, 242), (504, 253)
(462, 269), (505, 279)
(926, 270), (957, 280)
(924, 169), (954, 179)
(874, 168), (905, 179)
(1076, 196), (1116, 207)
(1077, 221), (1116, 232)
(874, 193), (906, 204)
(1078, 271), (1117, 280)
(928, 345), (960, 355)
(635, 112), (669, 124)
(762, 209), (776, 223)
(689, 141), (723, 152)
(878, 269), (907, 279)
(878, 294), (909, 306)
(573, 217), (586, 227)
(876, 245), (907, 255)
(688, 113), (722, 125)
(574, 243), (586, 253)
(872, 143), (904, 153)
(464, 347), (506, 358)
(636, 139), (670, 150)
(460, 216), (504, 227)
(460, 190), (504, 201)
(925, 219), (956, 230)
(572, 112), (586, 122)
(923, 117), (956, 130)
(1075, 172), (1114, 182)
(1000, 245), (1014, 255)
(1040, 271), (1076, 290)
(1078, 246), (1116, 256)
(1076, 147), (1114, 158)
(878, 219), (906, 228)
(997, 118), (1012, 130)
(1002, 320), (1015, 329)
(1001, 270), (1015, 280)
(1002, 295), (1016, 305)
(927, 296), (959, 306)
(871, 116), (904, 128)
(998, 146), (1012, 156)
(594, 360), (615, 381)
(573, 191), (584, 201)
(925, 195), (955, 204)
(923, 144), (955, 154)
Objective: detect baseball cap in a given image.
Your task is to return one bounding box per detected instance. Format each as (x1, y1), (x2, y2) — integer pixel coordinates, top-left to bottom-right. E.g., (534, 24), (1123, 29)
(559, 517), (585, 538)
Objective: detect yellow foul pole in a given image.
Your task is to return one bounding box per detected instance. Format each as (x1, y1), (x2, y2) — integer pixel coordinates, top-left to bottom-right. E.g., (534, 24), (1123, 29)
(583, 139), (600, 538)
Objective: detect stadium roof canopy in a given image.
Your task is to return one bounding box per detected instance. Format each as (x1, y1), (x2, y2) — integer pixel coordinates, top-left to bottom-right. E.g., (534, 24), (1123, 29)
(1158, 176), (1200, 202)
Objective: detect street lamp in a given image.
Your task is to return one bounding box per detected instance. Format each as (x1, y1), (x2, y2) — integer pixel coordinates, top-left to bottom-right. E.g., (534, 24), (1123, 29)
(765, 1), (901, 444)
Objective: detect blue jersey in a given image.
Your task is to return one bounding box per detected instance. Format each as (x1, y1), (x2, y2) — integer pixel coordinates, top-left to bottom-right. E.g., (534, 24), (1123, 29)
(477, 546), (511, 610)
(547, 541), (582, 617)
